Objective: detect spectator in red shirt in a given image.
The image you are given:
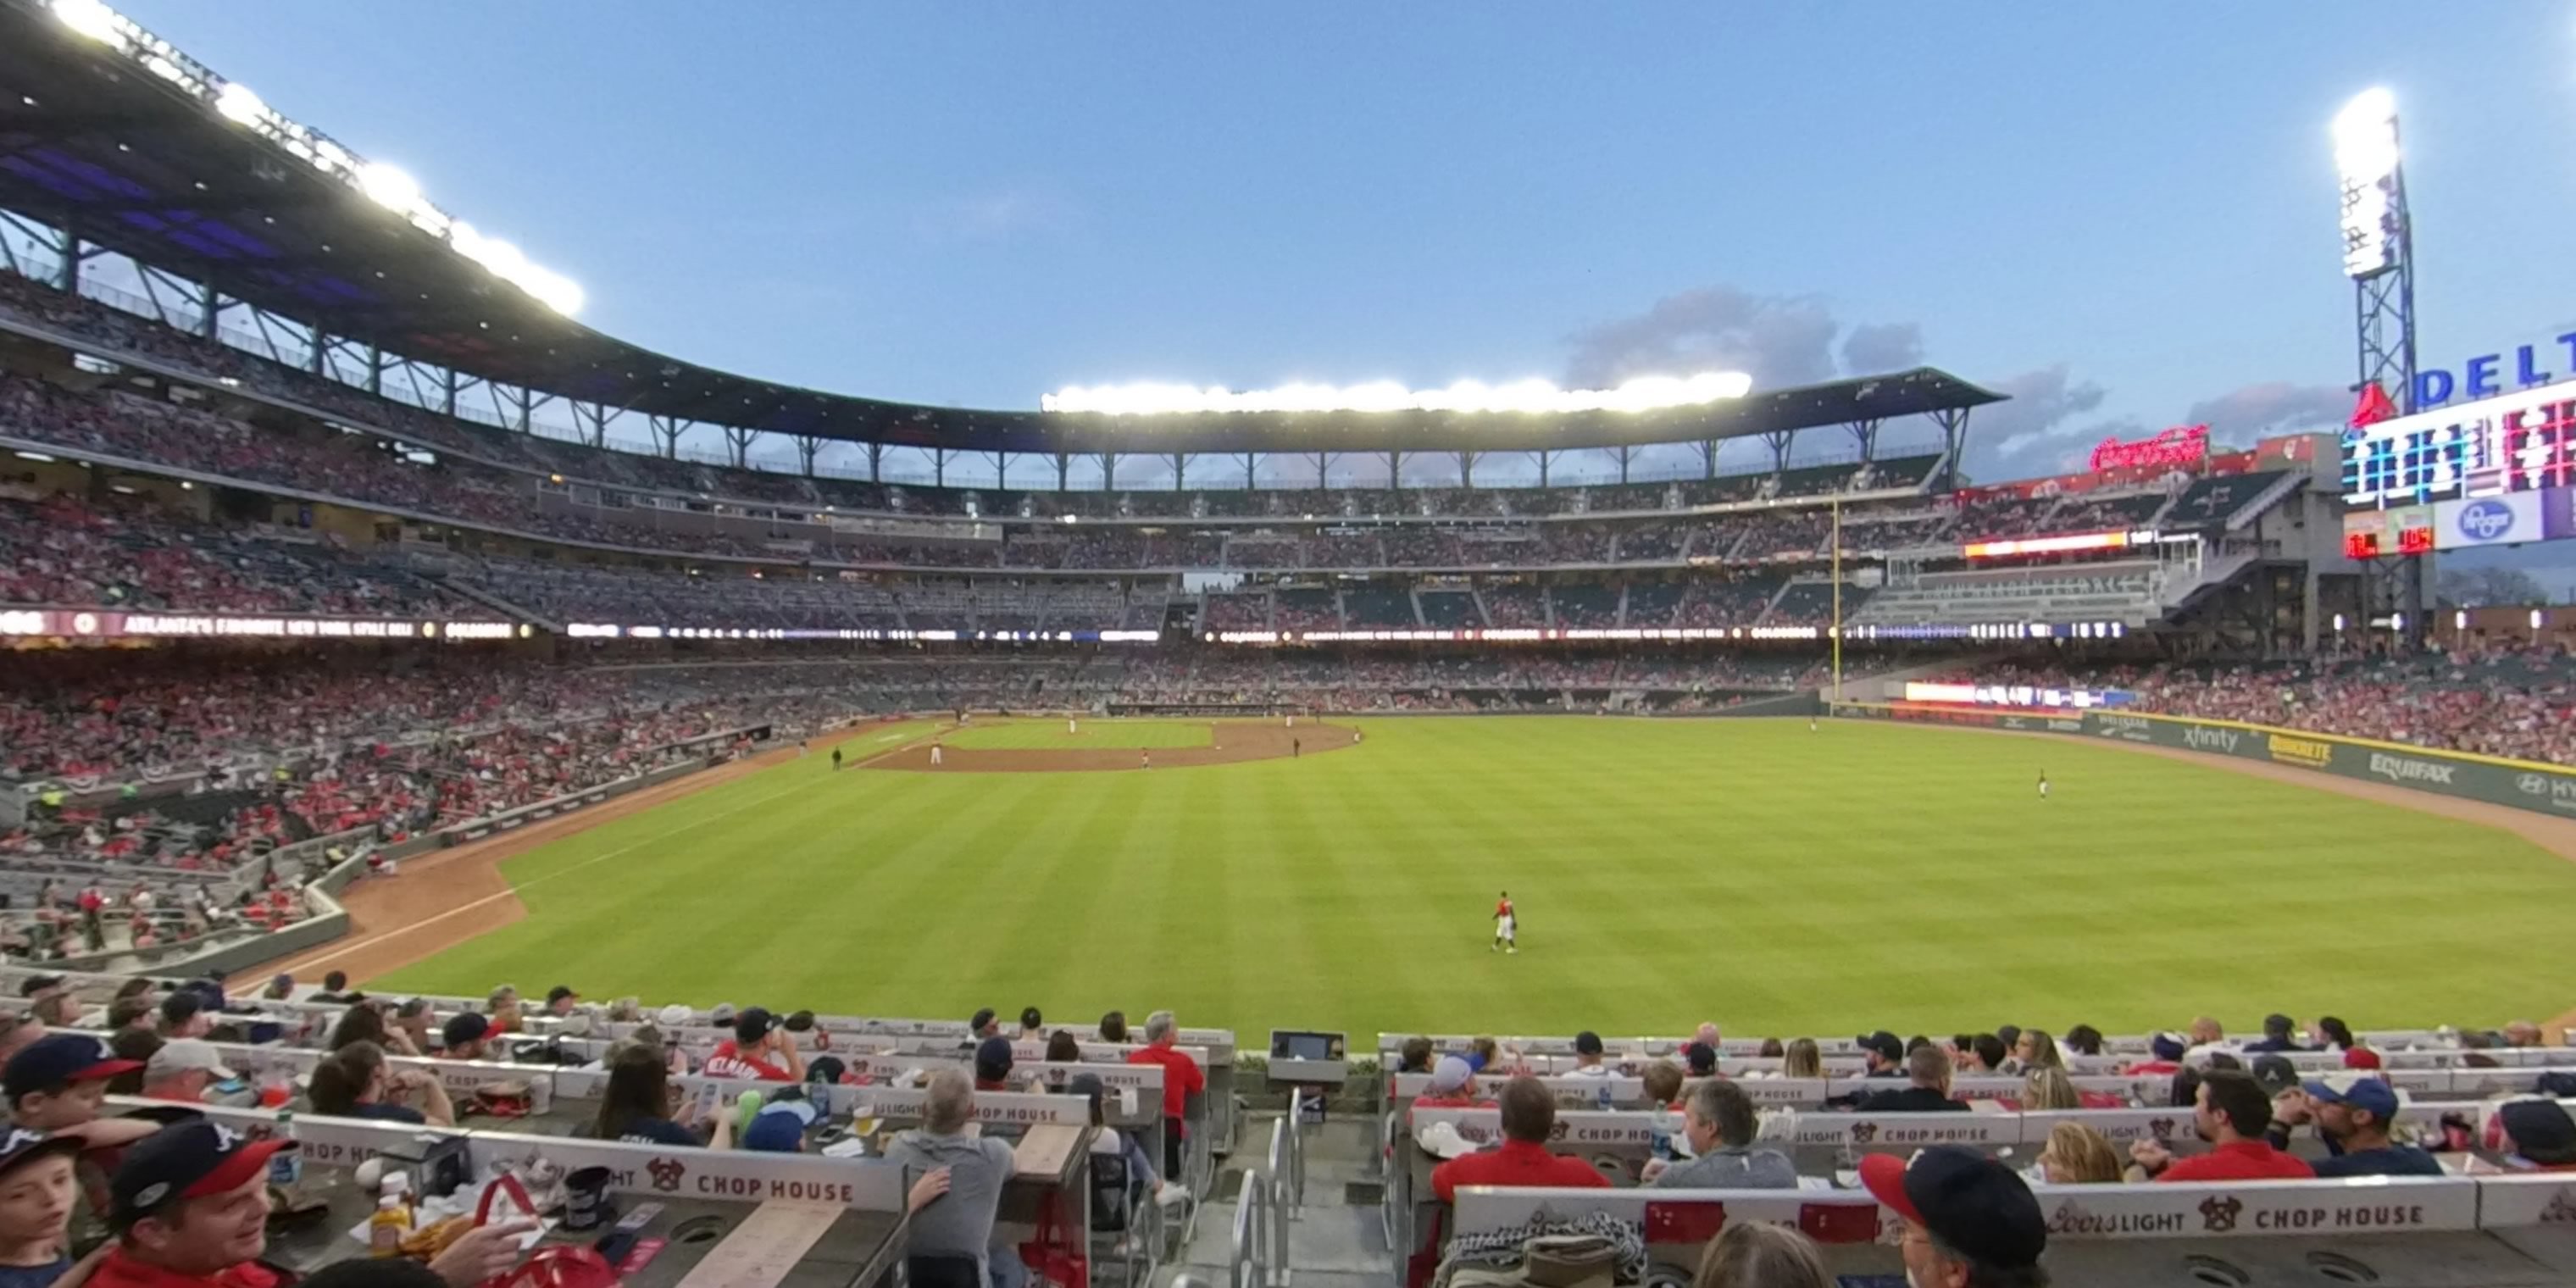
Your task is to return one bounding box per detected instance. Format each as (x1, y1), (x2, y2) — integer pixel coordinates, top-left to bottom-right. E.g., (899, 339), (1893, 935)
(1124, 1010), (1207, 1181)
(2128, 1069), (2315, 1182)
(1430, 1076), (1611, 1202)
(702, 1008), (803, 1082)
(1413, 1058), (1490, 1112)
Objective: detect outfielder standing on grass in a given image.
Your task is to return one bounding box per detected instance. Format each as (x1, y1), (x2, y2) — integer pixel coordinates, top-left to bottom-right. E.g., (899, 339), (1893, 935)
(1492, 891), (1518, 954)
(2038, 769), (2049, 800)
(830, 747), (841, 772)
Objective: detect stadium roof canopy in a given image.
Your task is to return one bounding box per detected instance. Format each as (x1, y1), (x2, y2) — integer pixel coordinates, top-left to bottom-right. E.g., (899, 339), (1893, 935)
(0, 0), (2003, 458)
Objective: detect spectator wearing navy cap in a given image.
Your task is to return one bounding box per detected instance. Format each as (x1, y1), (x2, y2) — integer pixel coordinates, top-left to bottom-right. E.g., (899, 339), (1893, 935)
(0, 1128), (83, 1288)
(2499, 1100), (2576, 1170)
(969, 1009), (1000, 1041)
(702, 1008), (802, 1083)
(92, 1120), (292, 1288)
(2122, 1033), (2187, 1077)
(1860, 1145), (2051, 1288)
(973, 1038), (1015, 1092)
(1856, 1031), (1905, 1078)
(5, 1036), (142, 1132)
(2273, 1074), (2440, 1177)
(740, 1088), (818, 1153)
(1566, 1031), (1611, 1078)
(153, 997), (208, 1042)
(438, 1013), (491, 1063)
(1683, 1042), (1718, 1079)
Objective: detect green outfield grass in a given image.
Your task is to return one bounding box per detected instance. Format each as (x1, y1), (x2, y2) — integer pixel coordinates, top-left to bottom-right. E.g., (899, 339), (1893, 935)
(942, 718), (1213, 751)
(375, 716), (2576, 1041)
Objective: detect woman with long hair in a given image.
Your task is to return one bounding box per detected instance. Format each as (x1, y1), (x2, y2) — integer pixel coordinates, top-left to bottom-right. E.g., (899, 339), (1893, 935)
(592, 1043), (702, 1146)
(2021, 1066), (2080, 1111)
(327, 1002), (402, 1054)
(1781, 1038), (1824, 1080)
(1691, 1221), (1829, 1288)
(2015, 1029), (2063, 1072)
(308, 1041), (454, 1125)
(2038, 1121), (2124, 1184)
(2317, 1016), (2357, 1052)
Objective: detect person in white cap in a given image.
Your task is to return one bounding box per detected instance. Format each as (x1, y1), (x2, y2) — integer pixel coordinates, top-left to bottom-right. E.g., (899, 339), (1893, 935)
(139, 1041), (233, 1105)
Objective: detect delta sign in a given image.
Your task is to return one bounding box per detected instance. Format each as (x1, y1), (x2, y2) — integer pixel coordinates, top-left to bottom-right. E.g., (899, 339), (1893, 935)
(2411, 332), (2576, 410)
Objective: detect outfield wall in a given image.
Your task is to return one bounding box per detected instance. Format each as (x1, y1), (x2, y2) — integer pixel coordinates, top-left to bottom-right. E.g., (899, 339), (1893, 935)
(1831, 701), (2576, 819)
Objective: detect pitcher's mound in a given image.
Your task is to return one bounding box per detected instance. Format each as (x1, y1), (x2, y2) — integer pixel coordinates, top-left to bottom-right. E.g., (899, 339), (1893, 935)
(873, 721), (1361, 773)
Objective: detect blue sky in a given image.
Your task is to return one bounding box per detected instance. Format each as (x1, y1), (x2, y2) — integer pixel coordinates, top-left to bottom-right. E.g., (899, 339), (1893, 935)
(69, 1), (2576, 491)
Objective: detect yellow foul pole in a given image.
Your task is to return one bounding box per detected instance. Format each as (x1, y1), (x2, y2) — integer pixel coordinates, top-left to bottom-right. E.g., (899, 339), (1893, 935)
(1830, 498), (1842, 707)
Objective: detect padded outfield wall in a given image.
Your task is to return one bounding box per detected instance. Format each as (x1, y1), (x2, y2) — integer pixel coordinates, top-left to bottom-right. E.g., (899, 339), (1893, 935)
(1830, 701), (2576, 819)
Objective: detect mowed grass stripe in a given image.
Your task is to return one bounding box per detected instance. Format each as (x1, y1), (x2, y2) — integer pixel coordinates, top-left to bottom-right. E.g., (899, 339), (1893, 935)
(376, 718), (2576, 1038)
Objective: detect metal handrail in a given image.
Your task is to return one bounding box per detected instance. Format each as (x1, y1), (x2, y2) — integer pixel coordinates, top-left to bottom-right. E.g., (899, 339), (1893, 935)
(1230, 1171), (1271, 1288)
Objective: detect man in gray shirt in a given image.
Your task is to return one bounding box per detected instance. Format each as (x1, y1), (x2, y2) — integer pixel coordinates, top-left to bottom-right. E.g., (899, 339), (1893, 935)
(884, 1069), (1024, 1285)
(1645, 1079), (1798, 1189)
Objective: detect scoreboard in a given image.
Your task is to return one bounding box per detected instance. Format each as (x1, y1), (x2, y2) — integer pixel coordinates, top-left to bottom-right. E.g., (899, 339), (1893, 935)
(2341, 379), (2576, 508)
(2340, 506), (2435, 560)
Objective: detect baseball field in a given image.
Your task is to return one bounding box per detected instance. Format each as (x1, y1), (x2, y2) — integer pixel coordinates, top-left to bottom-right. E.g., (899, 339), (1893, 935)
(366, 716), (2576, 1041)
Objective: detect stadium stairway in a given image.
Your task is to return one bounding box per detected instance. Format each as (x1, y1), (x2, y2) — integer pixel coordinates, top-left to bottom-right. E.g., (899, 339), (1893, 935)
(1163, 1112), (1394, 1288)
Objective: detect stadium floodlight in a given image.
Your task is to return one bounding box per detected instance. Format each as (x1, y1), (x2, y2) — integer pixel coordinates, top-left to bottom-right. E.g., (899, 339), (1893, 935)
(1042, 370), (1753, 416)
(50, 0), (127, 48)
(213, 81), (266, 128)
(2334, 87), (2401, 280)
(358, 162), (422, 214)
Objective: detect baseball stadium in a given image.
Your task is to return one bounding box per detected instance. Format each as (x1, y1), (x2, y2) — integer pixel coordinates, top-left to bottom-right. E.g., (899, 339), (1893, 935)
(3, 3), (2575, 1286)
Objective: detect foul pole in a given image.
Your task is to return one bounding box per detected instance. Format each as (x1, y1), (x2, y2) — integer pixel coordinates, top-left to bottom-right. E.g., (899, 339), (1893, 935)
(1829, 498), (1842, 705)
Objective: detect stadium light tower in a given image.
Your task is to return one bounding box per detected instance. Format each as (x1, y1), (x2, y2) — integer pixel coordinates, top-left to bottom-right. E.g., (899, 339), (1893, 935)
(2335, 87), (2424, 650)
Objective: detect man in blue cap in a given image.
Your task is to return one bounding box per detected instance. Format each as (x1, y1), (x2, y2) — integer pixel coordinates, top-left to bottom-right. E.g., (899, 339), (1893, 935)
(2273, 1074), (2440, 1177)
(1861, 1146), (2050, 1288)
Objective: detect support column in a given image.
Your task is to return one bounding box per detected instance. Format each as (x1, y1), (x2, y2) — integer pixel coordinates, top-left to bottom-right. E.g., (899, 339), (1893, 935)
(649, 416), (680, 458)
(1537, 450), (1552, 488)
(724, 426), (755, 469)
(199, 288), (222, 341)
(1171, 452), (1185, 491)
(1056, 453), (1069, 491)
(1241, 452), (1257, 491)
(1696, 440), (1718, 480)
(797, 436), (820, 477)
(1459, 450), (1478, 489)
(441, 369), (458, 417)
(1311, 452), (1329, 488)
(1386, 450), (1402, 490)
(933, 448), (947, 488)
(868, 441), (885, 483)
(1760, 430), (1792, 474)
(364, 345), (385, 396)
(993, 452), (1009, 490)
(1847, 418), (1882, 463)
(1096, 452), (1116, 491)
(1929, 408), (1971, 490)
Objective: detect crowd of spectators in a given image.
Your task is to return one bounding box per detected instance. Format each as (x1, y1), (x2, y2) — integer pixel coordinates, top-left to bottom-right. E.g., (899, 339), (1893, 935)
(1960, 647), (2576, 764)
(0, 491), (461, 619)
